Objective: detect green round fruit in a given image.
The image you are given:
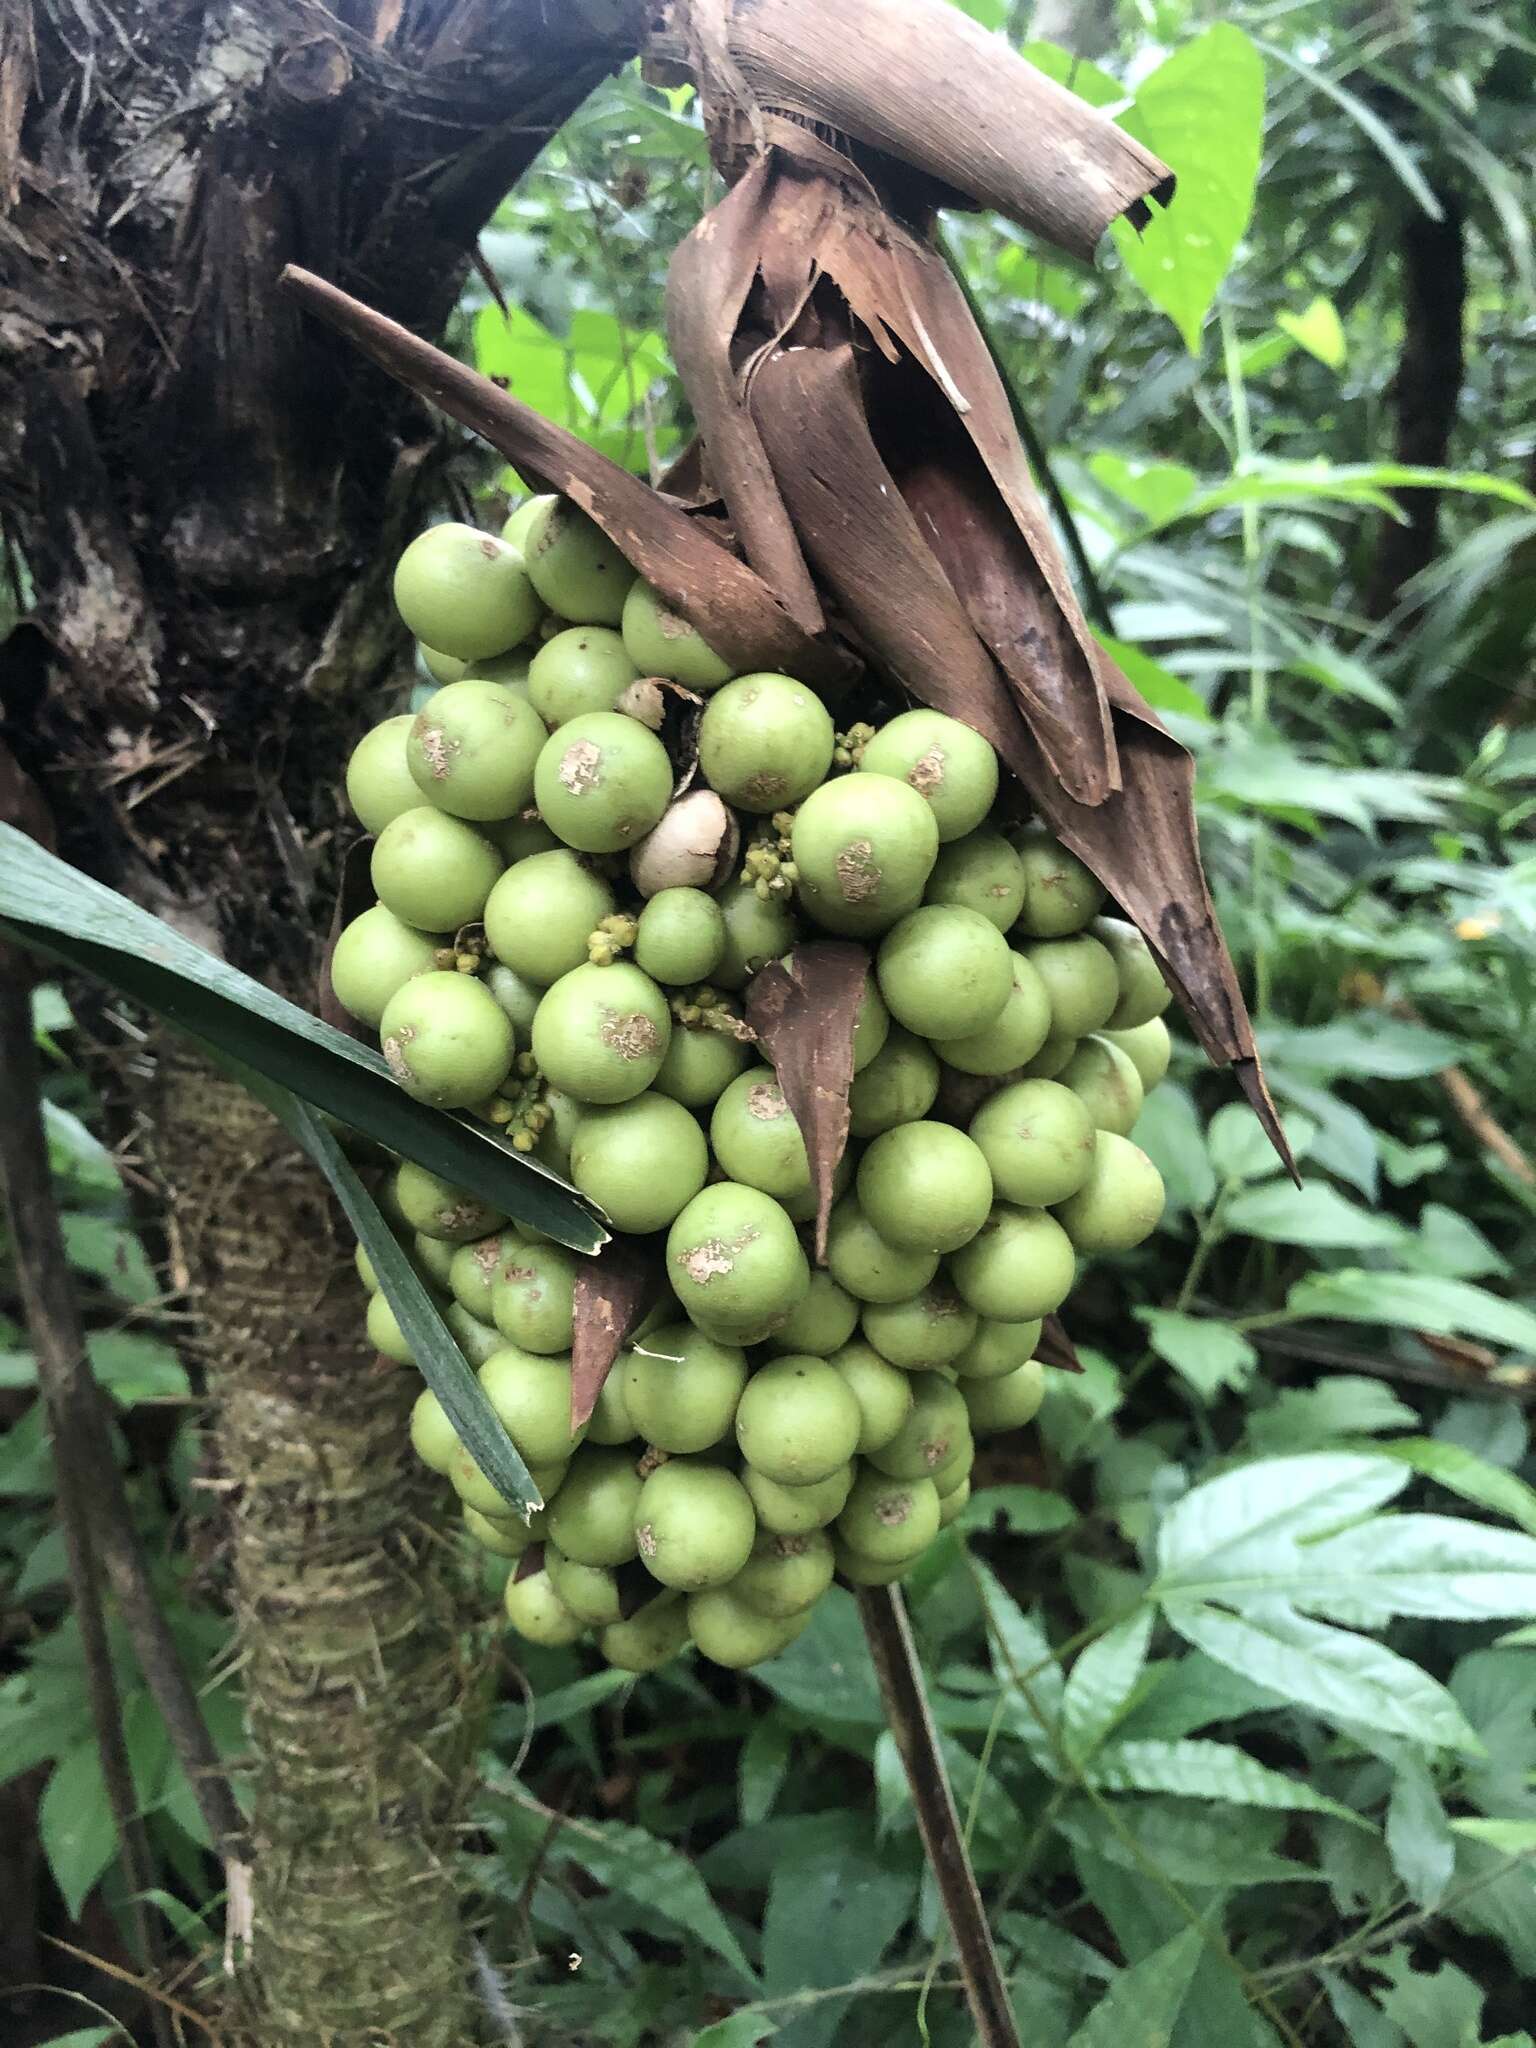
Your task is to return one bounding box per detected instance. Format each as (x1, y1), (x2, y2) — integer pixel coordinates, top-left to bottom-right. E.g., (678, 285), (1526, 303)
(412, 1231), (457, 1287)
(502, 493), (557, 555)
(954, 1317), (1042, 1381)
(586, 1368), (638, 1448)
(825, 1195), (938, 1304)
(407, 680), (545, 822)
(355, 1240), (381, 1293)
(1093, 916), (1171, 1030)
(545, 1548), (625, 1626)
(522, 499), (634, 625)
(418, 643), (466, 686)
(968, 1078), (1095, 1207)
(731, 1529), (835, 1619)
(833, 1540), (915, 1586)
(635, 1458), (756, 1590)
(743, 1461), (853, 1535)
(547, 1447), (644, 1567)
(1013, 825), (1105, 937)
(621, 1323), (748, 1455)
(491, 1244), (578, 1354)
(846, 1027), (940, 1137)
(569, 1092), (708, 1233)
(621, 579), (733, 690)
(395, 1160), (506, 1243)
(1022, 934), (1120, 1040)
(601, 1593), (690, 1672)
(450, 1233), (518, 1319)
(860, 709), (997, 842)
(1019, 1033), (1078, 1080)
(837, 1466), (941, 1564)
(735, 1355), (862, 1485)
(653, 1020), (752, 1109)
(792, 774), (939, 936)
(933, 951), (1052, 1076)
(937, 1476), (971, 1526)
(394, 524), (541, 661)
(329, 906), (441, 1029)
(503, 1565), (585, 1647)
(529, 626), (640, 727)
(1053, 1133), (1166, 1253)
(1103, 1015), (1172, 1092)
(779, 1150), (852, 1226)
(1060, 1033), (1145, 1136)
(867, 1371), (971, 1481)
(710, 1067), (811, 1204)
(634, 888), (725, 985)
(371, 808), (502, 934)
(486, 814), (559, 865)
(534, 713), (673, 854)
(479, 1345), (584, 1465)
(697, 673), (835, 813)
(924, 830), (1026, 931)
(666, 1183), (809, 1342)
(484, 849), (615, 987)
(862, 1282), (978, 1372)
(448, 1436), (557, 1517)
(446, 1301), (503, 1368)
(876, 905), (1012, 1041)
(463, 1504), (532, 1557)
(961, 1358), (1046, 1435)
(856, 1122), (993, 1255)
(379, 972), (515, 1108)
(532, 962), (672, 1104)
(713, 885), (797, 991)
(461, 647), (536, 696)
(850, 971), (891, 1072)
(688, 1588), (808, 1668)
(829, 1341), (914, 1453)
(410, 1389), (459, 1474)
(346, 716), (424, 834)
(767, 1271), (860, 1357)
(948, 1204), (1076, 1322)
(483, 962), (542, 1041)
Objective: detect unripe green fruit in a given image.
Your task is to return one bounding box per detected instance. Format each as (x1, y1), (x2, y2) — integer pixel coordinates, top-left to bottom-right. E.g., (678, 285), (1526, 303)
(961, 1357), (1046, 1436)
(862, 1282), (978, 1372)
(735, 1355), (863, 1485)
(379, 971), (515, 1107)
(1019, 1032), (1078, 1079)
(767, 1271), (860, 1357)
(419, 643), (466, 686)
(570, 1092), (707, 1233)
(410, 1389), (459, 1474)
(371, 808), (502, 932)
(924, 830), (1026, 931)
(954, 1317), (1042, 1381)
(406, 680), (545, 822)
(829, 1341), (914, 1453)
(586, 1368), (638, 1447)
(330, 906), (441, 1028)
(937, 1476), (971, 1526)
(698, 673), (835, 813)
(732, 1529), (835, 1619)
(1053, 1133), (1166, 1253)
(529, 626), (640, 726)
(860, 709), (998, 842)
(792, 773), (939, 936)
(1093, 916), (1172, 1030)
(446, 1301), (503, 1367)
(484, 849), (615, 986)
(834, 1539), (915, 1585)
(413, 1231), (458, 1286)
(948, 1203), (1076, 1322)
(1103, 1015), (1172, 1092)
(461, 648), (536, 696)
(394, 524), (541, 660)
(930, 1435), (974, 1497)
(355, 1241), (381, 1293)
(492, 1243), (578, 1354)
(714, 885), (797, 991)
(1013, 825), (1105, 937)
(634, 888), (725, 985)
(1060, 1033), (1145, 1136)
(850, 971), (891, 1071)
(621, 578), (733, 689)
(846, 1027), (940, 1137)
(486, 813), (559, 865)
(502, 494), (557, 555)
(448, 1438), (564, 1517)
(1022, 934), (1120, 1040)
(968, 1078), (1095, 1207)
(825, 1195), (938, 1304)
(503, 1565), (585, 1647)
(546, 1445), (643, 1566)
(621, 1323), (747, 1455)
(478, 1344), (584, 1465)
(483, 962), (542, 1042)
(545, 1548), (626, 1625)
(856, 1122), (993, 1255)
(464, 1504), (532, 1557)
(688, 1587), (808, 1668)
(522, 498), (634, 625)
(877, 904), (1012, 1041)
(396, 1160), (506, 1243)
(635, 1458), (756, 1590)
(449, 1232), (516, 1319)
(346, 716), (422, 835)
(601, 1592), (690, 1671)
(532, 962), (672, 1104)
(933, 951), (1052, 1077)
(666, 1183), (809, 1342)
(744, 1461), (853, 1535)
(710, 1067), (811, 1204)
(534, 713), (673, 854)
(778, 1149), (853, 1226)
(867, 1371), (970, 1481)
(837, 1466), (941, 1563)
(653, 1020), (752, 1108)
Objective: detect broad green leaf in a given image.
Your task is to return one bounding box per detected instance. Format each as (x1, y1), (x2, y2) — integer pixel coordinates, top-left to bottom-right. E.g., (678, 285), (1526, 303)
(1449, 1818), (1536, 1855)
(1246, 1377), (1419, 1453)
(1277, 296), (1347, 369)
(762, 1828), (913, 2048)
(1020, 39), (1125, 109)
(61, 1215), (157, 1306)
(1146, 462), (1536, 533)
(548, 1813), (758, 1988)
(1260, 1016), (1465, 1081)
(1207, 1101), (1312, 1183)
(1295, 1516), (1536, 1624)
(16, 1526), (68, 1598)
(1223, 1178), (1409, 1251)
(1111, 25), (1264, 352)
(1255, 37), (1443, 219)
(739, 1717), (792, 1827)
(1084, 1735), (1366, 1823)
(956, 1483), (1077, 1534)
(0, 824), (604, 1253)
(753, 1590), (884, 1725)
(972, 1558), (1065, 1730)
(1371, 1439), (1536, 1539)
(1113, 1652), (1284, 1741)
(1285, 1271), (1536, 1357)
(1369, 1947), (1487, 2048)
(42, 1102), (120, 1191)
(1414, 1205), (1509, 1282)
(88, 1332), (190, 1405)
(1387, 1761), (1455, 1910)
(1095, 633), (1210, 721)
(40, 1743), (119, 1920)
(1059, 1610), (1153, 1766)
(1051, 1795), (1314, 1889)
(1131, 1084), (1216, 1214)
(1137, 1310), (1258, 1402)
(1065, 1926), (1204, 2048)
(949, 0), (1006, 26)
(1086, 454), (1197, 526)
(692, 2019), (777, 2048)
(1155, 1452), (1408, 1583)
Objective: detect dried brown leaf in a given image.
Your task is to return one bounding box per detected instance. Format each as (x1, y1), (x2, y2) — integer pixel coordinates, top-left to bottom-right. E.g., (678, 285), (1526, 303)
(571, 1237), (664, 1433)
(1036, 1315), (1081, 1375)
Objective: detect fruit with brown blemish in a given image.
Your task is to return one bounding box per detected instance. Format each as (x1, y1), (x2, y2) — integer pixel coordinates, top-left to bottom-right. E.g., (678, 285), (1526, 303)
(520, 497), (634, 625)
(709, 1065), (812, 1205)
(866, 1371), (971, 1482)
(633, 1457), (756, 1590)
(531, 960), (672, 1104)
(621, 577), (733, 690)
(490, 1242), (578, 1354)
(730, 1529), (836, 1619)
(405, 679), (546, 822)
(792, 772), (939, 936)
(394, 1160), (506, 1244)
(1012, 823), (1105, 938)
(533, 711), (673, 854)
(449, 1231), (520, 1320)
(859, 709), (998, 842)
(861, 1280), (979, 1372)
(393, 522), (542, 660)
(923, 829), (1027, 931)
(665, 1181), (809, 1343)
(378, 971), (515, 1108)
(697, 672), (835, 813)
(501, 493), (557, 555)
(836, 1465), (942, 1564)
(967, 1077), (1096, 1207)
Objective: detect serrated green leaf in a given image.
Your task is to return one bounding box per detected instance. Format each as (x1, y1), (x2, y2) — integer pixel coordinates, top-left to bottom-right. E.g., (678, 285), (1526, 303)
(1224, 1179), (1409, 1251)
(1207, 1101), (1311, 1184)
(1246, 1377), (1418, 1453)
(763, 1827), (913, 2048)
(739, 1717), (792, 1827)
(1155, 1452), (1409, 1583)
(1131, 1084), (1216, 1215)
(1304, 1515), (1536, 1623)
(752, 1589), (884, 1725)
(1060, 1611), (1153, 1765)
(1260, 1015), (1466, 1080)
(40, 1743), (119, 1920)
(1137, 1310), (1258, 1402)
(1065, 1926), (1204, 2048)
(956, 1483), (1077, 1534)
(1285, 1271), (1536, 1356)
(1095, 633), (1210, 721)
(544, 1812), (758, 1988)
(1448, 1818), (1536, 1855)
(1387, 1761), (1455, 1909)
(1371, 1440), (1536, 1539)
(1083, 1734), (1366, 1824)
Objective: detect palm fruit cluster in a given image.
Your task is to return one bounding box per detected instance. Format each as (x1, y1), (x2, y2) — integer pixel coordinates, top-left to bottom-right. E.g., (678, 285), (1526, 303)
(336, 496), (1173, 1673)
